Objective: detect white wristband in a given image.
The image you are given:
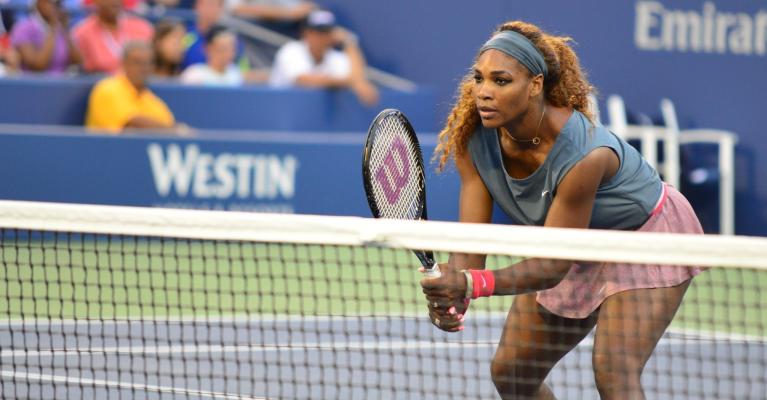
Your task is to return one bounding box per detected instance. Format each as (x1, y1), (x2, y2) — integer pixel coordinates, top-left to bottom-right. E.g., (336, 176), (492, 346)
(461, 270), (473, 299)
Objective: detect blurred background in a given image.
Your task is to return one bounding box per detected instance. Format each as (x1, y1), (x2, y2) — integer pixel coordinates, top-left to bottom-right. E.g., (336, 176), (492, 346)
(0, 0), (763, 236)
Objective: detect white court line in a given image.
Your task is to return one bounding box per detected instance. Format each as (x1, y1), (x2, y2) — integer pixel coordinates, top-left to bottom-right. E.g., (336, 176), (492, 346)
(0, 340), (494, 359)
(665, 328), (766, 343)
(2, 328), (764, 360)
(1, 314), (764, 343)
(0, 370), (267, 400)
(0, 314), (432, 326)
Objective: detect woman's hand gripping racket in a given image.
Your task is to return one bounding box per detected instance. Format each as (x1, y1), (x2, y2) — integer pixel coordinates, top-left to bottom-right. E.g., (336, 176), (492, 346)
(361, 109), (440, 278)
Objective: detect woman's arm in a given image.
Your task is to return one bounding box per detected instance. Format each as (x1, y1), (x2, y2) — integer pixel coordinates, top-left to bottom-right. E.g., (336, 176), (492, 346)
(231, 1), (314, 21)
(58, 10), (81, 67)
(420, 146), (493, 332)
(16, 29), (57, 71)
(491, 146), (619, 295)
(421, 146), (619, 311)
(65, 29), (82, 66)
(448, 146), (493, 270)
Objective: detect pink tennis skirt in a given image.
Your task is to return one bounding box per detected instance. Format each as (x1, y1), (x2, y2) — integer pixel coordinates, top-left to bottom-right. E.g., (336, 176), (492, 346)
(536, 183), (704, 319)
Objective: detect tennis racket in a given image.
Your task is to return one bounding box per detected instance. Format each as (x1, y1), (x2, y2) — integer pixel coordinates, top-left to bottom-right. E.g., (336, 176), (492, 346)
(362, 109), (440, 278)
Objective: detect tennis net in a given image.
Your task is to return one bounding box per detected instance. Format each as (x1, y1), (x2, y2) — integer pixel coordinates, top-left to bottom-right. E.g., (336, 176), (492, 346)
(0, 200), (765, 399)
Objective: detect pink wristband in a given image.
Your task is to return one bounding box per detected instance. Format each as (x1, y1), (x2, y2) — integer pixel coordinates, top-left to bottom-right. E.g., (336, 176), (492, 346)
(469, 269), (495, 299)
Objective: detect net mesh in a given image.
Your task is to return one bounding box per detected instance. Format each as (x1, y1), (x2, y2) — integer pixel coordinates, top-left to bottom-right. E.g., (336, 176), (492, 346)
(0, 201), (766, 399)
(366, 114), (425, 219)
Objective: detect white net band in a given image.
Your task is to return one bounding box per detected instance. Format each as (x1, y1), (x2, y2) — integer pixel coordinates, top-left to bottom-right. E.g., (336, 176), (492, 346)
(0, 200), (765, 269)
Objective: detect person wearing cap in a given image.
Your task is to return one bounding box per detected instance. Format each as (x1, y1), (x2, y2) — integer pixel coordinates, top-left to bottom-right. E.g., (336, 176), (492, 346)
(269, 9), (379, 106)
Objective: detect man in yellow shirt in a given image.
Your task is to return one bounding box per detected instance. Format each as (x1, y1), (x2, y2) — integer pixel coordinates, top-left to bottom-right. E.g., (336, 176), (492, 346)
(86, 40), (181, 133)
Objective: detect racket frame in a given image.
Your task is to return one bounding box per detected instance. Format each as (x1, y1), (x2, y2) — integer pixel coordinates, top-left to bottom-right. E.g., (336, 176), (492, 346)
(362, 109), (439, 277)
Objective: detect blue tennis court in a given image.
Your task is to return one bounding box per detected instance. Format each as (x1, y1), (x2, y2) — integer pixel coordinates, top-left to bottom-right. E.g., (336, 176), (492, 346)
(2, 316), (764, 399)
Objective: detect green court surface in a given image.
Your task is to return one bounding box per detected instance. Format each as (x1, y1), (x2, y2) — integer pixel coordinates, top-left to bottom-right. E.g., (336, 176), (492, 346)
(1, 239), (765, 336)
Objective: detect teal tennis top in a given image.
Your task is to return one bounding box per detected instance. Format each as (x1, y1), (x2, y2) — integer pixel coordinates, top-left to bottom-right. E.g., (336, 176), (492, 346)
(467, 109), (663, 230)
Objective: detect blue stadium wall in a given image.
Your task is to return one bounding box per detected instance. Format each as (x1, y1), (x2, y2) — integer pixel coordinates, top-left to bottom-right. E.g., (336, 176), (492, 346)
(0, 78), (437, 133)
(318, 0), (767, 236)
(0, 130), (461, 220)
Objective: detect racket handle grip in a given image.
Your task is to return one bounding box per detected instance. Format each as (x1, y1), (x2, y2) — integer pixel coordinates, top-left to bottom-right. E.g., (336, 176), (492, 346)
(423, 264), (441, 278)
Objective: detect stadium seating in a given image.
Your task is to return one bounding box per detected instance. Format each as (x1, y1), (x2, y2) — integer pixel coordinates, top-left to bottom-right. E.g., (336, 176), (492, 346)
(0, 76), (436, 132)
(606, 94), (737, 235)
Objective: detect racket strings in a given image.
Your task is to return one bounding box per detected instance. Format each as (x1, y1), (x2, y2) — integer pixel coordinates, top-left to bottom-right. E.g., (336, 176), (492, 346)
(368, 116), (425, 219)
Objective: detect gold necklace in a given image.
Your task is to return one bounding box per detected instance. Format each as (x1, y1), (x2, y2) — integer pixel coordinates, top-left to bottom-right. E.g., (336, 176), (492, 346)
(507, 105), (546, 145)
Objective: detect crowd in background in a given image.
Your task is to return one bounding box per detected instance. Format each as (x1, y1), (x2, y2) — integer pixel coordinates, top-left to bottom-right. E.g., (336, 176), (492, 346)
(0, 0), (379, 132)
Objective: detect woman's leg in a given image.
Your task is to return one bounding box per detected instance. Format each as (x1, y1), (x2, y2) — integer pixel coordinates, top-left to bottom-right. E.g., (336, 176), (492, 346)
(493, 293), (597, 399)
(592, 281), (691, 400)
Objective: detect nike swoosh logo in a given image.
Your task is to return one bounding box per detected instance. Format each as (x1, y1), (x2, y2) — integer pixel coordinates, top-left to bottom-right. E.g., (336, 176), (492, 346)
(480, 276), (487, 288)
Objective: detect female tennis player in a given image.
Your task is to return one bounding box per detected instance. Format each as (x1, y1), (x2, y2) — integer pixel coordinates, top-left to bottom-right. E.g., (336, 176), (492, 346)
(420, 20), (703, 399)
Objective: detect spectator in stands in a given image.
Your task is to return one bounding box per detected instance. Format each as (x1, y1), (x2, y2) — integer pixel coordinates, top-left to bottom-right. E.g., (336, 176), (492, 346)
(183, 0), (264, 79)
(10, 0), (81, 73)
(149, 0), (180, 8)
(181, 0), (224, 68)
(0, 46), (19, 76)
(269, 9), (379, 106)
(73, 0), (153, 74)
(0, 48), (18, 77)
(0, 12), (20, 74)
(82, 0), (182, 10)
(86, 41), (185, 134)
(82, 0), (144, 12)
(180, 26), (242, 85)
(226, 0), (314, 23)
(152, 18), (185, 77)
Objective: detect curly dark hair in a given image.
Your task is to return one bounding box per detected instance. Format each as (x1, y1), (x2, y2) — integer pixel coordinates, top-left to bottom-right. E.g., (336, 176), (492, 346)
(434, 20), (596, 171)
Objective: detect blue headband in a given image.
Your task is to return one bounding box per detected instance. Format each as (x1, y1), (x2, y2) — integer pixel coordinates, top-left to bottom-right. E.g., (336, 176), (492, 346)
(479, 31), (548, 78)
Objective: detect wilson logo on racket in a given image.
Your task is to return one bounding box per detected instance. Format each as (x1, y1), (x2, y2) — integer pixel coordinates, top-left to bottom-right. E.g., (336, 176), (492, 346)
(374, 137), (411, 204)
